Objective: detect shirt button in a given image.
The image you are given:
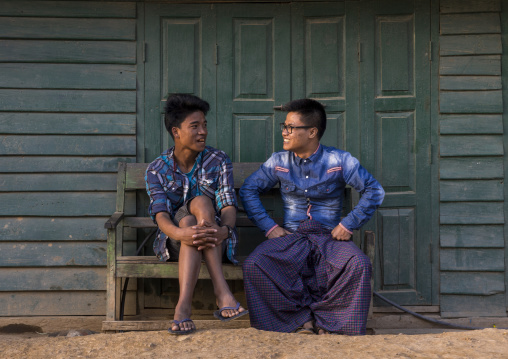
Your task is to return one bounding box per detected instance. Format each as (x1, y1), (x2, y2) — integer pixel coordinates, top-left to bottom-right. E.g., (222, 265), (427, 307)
(305, 190), (308, 192)
(306, 176), (309, 179)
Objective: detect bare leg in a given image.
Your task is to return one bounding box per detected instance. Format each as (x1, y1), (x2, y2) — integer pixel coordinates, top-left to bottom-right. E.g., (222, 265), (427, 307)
(172, 215), (201, 332)
(188, 196), (246, 318)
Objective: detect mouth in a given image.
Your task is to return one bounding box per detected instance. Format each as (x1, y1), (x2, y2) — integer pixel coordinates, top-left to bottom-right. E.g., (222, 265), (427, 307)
(197, 138), (206, 143)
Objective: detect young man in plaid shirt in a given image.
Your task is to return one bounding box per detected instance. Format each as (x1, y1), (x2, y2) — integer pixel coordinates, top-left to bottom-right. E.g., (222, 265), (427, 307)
(145, 94), (247, 335)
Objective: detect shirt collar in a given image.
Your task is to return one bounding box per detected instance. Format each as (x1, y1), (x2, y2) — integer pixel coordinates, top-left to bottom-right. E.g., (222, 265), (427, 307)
(162, 146), (206, 173)
(292, 143), (322, 165)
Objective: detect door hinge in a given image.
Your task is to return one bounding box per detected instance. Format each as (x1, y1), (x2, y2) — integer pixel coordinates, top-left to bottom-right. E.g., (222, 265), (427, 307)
(214, 44), (218, 65)
(357, 42), (362, 62)
(428, 41), (432, 62)
(143, 42), (147, 63)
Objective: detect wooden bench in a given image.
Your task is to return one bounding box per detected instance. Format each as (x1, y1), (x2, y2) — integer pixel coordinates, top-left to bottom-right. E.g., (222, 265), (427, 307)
(102, 162), (374, 332)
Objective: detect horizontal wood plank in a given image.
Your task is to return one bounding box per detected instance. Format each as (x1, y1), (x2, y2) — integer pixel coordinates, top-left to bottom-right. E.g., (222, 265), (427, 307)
(0, 192), (135, 217)
(440, 202), (504, 224)
(439, 180), (503, 201)
(0, 40), (136, 64)
(440, 272), (504, 295)
(440, 248), (505, 271)
(0, 135), (136, 156)
(439, 55), (501, 75)
(0, 268), (108, 291)
(439, 157), (503, 179)
(440, 225), (504, 247)
(0, 291), (136, 316)
(0, 89), (136, 112)
(440, 14), (500, 35)
(440, 0), (501, 14)
(0, 217), (118, 241)
(116, 260), (244, 280)
(440, 135), (503, 156)
(1, 156), (135, 173)
(0, 1), (136, 18)
(0, 174), (117, 192)
(440, 114), (502, 134)
(0, 18), (135, 40)
(0, 64), (136, 90)
(439, 76), (501, 90)
(440, 294), (506, 318)
(439, 91), (503, 113)
(440, 35), (501, 56)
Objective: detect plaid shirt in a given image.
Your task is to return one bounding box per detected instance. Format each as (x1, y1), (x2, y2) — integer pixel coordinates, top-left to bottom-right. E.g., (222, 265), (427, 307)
(239, 144), (385, 235)
(145, 146), (238, 263)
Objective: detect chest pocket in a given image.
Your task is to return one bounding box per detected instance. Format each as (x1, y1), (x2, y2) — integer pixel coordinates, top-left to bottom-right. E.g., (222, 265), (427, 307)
(199, 176), (217, 195)
(317, 181), (337, 194)
(165, 180), (183, 196)
(280, 182), (296, 193)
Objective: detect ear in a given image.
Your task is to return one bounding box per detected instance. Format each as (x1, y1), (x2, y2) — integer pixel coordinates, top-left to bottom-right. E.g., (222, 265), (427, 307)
(309, 127), (318, 139)
(172, 127), (179, 139)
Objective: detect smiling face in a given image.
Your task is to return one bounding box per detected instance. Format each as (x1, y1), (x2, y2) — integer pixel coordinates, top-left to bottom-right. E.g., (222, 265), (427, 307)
(282, 112), (318, 157)
(172, 111), (207, 154)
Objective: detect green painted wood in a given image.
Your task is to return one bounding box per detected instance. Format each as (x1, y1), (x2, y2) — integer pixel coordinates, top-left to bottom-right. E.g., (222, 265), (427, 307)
(440, 225), (505, 248)
(217, 3), (290, 159)
(440, 76), (501, 90)
(236, 116), (274, 162)
(440, 248), (504, 271)
(144, 4), (217, 161)
(0, 1), (136, 18)
(0, 217), (115, 241)
(1, 156), (135, 173)
(0, 18), (135, 40)
(0, 135), (136, 156)
(439, 157), (504, 179)
(439, 91), (503, 113)
(440, 0), (501, 13)
(439, 55), (501, 75)
(440, 202), (504, 224)
(440, 14), (500, 35)
(359, 0), (432, 305)
(0, 192), (135, 217)
(440, 135), (503, 156)
(440, 294), (506, 318)
(440, 272), (504, 295)
(0, 89), (136, 112)
(0, 268), (107, 291)
(0, 113), (136, 134)
(0, 64), (136, 90)
(440, 115), (503, 134)
(440, 35), (502, 56)
(439, 180), (503, 202)
(0, 174), (117, 192)
(0, 40), (136, 64)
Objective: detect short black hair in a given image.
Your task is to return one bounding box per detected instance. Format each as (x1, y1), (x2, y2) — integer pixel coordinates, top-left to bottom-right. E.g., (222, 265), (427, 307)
(281, 99), (326, 140)
(164, 94), (210, 139)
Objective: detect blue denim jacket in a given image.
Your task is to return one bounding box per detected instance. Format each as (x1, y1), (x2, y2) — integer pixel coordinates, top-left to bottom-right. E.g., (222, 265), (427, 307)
(239, 144), (385, 235)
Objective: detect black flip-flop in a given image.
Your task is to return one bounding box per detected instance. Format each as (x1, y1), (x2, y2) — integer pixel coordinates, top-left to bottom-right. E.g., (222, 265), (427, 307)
(213, 302), (249, 322)
(168, 318), (196, 335)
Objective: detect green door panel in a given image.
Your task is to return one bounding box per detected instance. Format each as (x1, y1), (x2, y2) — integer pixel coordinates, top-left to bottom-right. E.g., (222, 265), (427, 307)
(144, 4), (216, 162)
(358, 0), (432, 305)
(216, 4), (291, 161)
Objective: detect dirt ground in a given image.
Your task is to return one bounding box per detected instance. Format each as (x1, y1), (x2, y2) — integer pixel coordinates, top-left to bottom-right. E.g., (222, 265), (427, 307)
(1, 326), (508, 358)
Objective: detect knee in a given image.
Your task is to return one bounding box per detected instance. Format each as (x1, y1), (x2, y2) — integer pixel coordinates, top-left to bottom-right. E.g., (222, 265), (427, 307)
(179, 215), (197, 228)
(188, 195), (214, 214)
(242, 251), (262, 275)
(348, 253), (372, 275)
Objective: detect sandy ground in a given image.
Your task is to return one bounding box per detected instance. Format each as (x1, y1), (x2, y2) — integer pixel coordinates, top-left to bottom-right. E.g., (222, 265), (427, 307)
(1, 327), (508, 358)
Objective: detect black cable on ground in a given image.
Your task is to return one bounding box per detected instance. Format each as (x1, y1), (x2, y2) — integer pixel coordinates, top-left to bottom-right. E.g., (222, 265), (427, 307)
(373, 291), (508, 331)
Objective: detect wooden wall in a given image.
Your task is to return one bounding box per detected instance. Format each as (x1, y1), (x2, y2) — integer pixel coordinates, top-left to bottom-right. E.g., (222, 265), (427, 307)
(439, 0), (506, 317)
(0, 1), (137, 315)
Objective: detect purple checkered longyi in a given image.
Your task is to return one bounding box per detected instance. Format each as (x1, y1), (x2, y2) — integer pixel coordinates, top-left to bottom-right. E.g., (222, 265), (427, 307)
(242, 219), (372, 335)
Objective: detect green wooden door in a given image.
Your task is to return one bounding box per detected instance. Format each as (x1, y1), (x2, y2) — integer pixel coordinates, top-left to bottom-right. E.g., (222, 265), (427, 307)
(357, 0), (433, 305)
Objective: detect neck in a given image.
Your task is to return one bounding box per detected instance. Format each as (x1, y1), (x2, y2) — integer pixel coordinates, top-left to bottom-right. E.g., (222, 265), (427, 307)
(173, 146), (199, 173)
(294, 142), (319, 159)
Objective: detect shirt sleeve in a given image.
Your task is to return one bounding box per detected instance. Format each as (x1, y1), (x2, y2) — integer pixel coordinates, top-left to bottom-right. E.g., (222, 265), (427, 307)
(339, 153), (385, 231)
(215, 154), (238, 212)
(145, 166), (174, 223)
(239, 156), (280, 235)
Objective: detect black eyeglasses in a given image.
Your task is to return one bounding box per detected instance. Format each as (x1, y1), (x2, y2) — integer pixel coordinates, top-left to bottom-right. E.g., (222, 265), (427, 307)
(279, 123), (314, 134)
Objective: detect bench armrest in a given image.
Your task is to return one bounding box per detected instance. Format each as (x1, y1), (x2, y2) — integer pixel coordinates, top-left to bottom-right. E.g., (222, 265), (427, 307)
(105, 212), (125, 229)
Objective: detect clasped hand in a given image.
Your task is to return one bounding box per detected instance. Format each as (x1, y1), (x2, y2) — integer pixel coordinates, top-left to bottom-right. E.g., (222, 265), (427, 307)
(179, 219), (227, 250)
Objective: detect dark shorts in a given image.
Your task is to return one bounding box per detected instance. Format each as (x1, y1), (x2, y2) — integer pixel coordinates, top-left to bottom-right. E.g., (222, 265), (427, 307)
(166, 199), (227, 261)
